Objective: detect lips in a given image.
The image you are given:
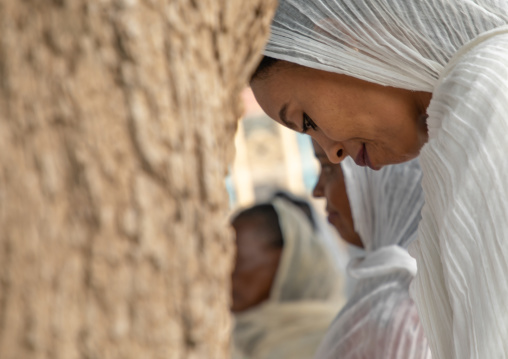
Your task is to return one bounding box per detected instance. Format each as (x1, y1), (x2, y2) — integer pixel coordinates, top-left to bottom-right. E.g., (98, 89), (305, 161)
(355, 143), (380, 170)
(354, 144), (367, 167)
(326, 206), (339, 223)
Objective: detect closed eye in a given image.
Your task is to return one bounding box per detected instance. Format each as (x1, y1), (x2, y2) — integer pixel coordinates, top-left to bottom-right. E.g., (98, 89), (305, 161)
(302, 113), (317, 133)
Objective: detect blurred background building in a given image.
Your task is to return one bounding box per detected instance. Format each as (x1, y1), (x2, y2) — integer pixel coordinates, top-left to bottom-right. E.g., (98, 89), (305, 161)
(227, 88), (318, 207)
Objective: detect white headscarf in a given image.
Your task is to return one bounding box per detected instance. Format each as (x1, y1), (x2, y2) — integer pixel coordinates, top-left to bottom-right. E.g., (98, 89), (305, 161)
(264, 2), (508, 358)
(233, 198), (344, 359)
(314, 158), (431, 359)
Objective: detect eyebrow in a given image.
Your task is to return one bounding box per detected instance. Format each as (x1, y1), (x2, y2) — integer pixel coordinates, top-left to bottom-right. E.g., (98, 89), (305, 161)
(279, 104), (297, 130)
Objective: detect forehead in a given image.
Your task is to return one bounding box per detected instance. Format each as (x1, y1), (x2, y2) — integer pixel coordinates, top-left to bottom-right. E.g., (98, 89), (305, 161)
(234, 217), (276, 246)
(250, 63), (313, 121)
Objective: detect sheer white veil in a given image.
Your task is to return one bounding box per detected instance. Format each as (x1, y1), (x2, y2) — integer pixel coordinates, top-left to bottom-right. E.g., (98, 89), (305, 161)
(343, 158), (423, 251)
(263, 2), (508, 358)
(314, 158), (430, 359)
(265, 0), (508, 91)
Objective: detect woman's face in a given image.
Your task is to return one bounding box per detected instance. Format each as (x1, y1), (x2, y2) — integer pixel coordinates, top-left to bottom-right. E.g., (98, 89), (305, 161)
(312, 140), (363, 248)
(231, 217), (282, 313)
(251, 62), (432, 169)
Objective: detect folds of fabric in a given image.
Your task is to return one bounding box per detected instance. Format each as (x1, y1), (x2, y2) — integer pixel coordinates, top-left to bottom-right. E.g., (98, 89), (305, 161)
(265, 0), (508, 91)
(234, 302), (339, 359)
(314, 159), (431, 359)
(270, 199), (344, 303)
(316, 273), (429, 359)
(348, 245), (417, 279)
(409, 33), (508, 359)
(233, 198), (345, 359)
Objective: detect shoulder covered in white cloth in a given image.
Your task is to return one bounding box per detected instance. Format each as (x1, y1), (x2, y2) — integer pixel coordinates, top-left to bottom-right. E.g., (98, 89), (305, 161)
(315, 158), (430, 359)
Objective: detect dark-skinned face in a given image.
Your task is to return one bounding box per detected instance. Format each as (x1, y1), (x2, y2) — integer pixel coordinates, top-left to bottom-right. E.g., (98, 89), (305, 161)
(231, 218), (282, 313)
(251, 62), (431, 170)
(312, 140), (363, 248)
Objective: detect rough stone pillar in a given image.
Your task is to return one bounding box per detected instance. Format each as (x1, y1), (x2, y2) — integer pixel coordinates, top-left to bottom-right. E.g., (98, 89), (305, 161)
(0, 1), (276, 358)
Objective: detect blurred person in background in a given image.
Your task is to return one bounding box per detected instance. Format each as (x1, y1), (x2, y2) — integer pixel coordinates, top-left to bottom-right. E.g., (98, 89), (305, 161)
(231, 197), (344, 359)
(270, 190), (316, 229)
(312, 140), (431, 359)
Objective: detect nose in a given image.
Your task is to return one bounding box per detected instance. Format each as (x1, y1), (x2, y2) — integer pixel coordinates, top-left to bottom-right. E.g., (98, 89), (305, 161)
(316, 136), (346, 164)
(312, 173), (324, 198)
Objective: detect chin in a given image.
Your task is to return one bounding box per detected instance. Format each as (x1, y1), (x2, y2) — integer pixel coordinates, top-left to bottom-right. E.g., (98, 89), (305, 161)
(231, 305), (243, 314)
(383, 154), (418, 167)
(329, 218), (341, 231)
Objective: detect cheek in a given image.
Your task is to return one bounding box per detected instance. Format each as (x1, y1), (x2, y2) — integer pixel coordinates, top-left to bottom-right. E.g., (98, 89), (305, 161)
(232, 271), (261, 306)
(236, 263), (277, 301)
(315, 116), (350, 142)
(244, 270), (273, 305)
(374, 129), (421, 164)
(363, 121), (417, 166)
(313, 93), (375, 141)
(326, 180), (348, 212)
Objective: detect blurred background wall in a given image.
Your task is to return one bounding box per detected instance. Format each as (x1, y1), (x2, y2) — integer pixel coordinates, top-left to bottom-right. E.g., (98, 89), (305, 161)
(228, 88), (318, 207)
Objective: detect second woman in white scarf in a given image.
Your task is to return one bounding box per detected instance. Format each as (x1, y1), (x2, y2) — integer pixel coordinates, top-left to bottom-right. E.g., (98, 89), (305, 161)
(312, 141), (431, 359)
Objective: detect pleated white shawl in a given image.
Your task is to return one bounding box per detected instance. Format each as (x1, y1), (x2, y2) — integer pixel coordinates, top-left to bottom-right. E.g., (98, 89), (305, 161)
(315, 158), (431, 359)
(263, 2), (508, 358)
(233, 198), (344, 359)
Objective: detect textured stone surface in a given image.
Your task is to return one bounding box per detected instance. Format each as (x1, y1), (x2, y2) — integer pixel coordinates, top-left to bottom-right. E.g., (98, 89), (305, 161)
(0, 1), (276, 358)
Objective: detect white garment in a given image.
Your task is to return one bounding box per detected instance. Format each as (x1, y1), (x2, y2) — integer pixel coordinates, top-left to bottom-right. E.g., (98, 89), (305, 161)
(409, 33), (508, 359)
(264, 2), (508, 358)
(315, 158), (431, 359)
(233, 198), (344, 359)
